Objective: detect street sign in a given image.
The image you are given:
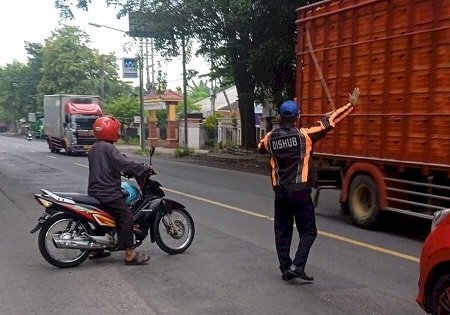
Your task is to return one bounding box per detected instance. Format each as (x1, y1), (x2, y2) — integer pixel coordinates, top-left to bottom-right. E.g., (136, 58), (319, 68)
(122, 58), (138, 78)
(128, 11), (180, 38)
(129, 11), (161, 38)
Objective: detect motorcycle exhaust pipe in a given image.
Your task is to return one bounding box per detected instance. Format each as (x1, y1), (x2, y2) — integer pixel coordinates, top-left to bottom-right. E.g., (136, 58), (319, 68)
(52, 238), (106, 250)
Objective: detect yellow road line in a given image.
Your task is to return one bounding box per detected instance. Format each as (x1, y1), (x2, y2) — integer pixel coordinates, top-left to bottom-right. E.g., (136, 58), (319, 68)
(317, 230), (419, 262)
(163, 187), (420, 263)
(164, 188), (271, 219)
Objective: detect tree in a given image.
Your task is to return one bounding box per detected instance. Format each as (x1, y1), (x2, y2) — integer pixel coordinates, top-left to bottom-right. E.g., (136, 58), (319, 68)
(38, 26), (98, 96)
(105, 95), (140, 142)
(175, 81), (205, 114)
(24, 42), (44, 112)
(0, 62), (36, 130)
(0, 24), (136, 131)
(38, 25), (133, 102)
(105, 95), (140, 124)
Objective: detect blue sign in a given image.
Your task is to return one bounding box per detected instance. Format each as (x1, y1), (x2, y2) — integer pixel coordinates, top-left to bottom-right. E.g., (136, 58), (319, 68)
(122, 58), (138, 78)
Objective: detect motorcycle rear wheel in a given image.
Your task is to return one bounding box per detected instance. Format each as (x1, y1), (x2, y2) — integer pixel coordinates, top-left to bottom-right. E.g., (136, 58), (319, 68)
(155, 208), (195, 254)
(38, 213), (91, 268)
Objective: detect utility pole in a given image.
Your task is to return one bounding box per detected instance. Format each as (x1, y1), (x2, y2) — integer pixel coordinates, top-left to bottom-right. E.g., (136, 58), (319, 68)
(139, 39), (145, 150)
(182, 34), (188, 147)
(210, 77), (216, 115)
(151, 38), (155, 85)
(99, 54), (105, 106)
(145, 38), (150, 90)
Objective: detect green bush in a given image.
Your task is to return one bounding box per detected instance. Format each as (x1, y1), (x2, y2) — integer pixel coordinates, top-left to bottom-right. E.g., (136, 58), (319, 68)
(204, 139), (215, 148)
(117, 137), (140, 145)
(174, 146), (194, 157)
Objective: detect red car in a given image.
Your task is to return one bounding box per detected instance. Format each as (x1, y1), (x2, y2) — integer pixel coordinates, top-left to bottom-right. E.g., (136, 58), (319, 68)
(417, 208), (450, 315)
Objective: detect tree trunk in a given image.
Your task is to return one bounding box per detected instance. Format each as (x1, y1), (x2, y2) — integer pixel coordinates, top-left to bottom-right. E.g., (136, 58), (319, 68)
(237, 89), (256, 150)
(230, 48), (256, 151)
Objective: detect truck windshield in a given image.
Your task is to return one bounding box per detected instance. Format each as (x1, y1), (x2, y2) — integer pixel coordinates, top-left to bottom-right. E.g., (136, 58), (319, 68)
(72, 115), (100, 130)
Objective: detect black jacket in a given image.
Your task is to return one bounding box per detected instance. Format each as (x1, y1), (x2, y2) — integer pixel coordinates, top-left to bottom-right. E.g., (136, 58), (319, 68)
(88, 140), (149, 202)
(258, 103), (353, 193)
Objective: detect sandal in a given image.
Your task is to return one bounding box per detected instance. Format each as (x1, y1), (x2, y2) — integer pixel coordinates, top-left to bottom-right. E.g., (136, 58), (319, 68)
(124, 252), (151, 265)
(89, 250), (111, 260)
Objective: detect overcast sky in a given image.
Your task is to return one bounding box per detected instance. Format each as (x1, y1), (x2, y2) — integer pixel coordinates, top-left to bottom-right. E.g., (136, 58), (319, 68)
(0, 0), (210, 89)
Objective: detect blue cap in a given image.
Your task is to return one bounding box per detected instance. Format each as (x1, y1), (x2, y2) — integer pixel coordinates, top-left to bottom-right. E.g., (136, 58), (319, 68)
(278, 100), (300, 118)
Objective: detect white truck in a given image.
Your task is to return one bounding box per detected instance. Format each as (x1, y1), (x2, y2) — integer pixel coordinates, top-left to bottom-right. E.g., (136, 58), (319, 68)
(44, 95), (103, 154)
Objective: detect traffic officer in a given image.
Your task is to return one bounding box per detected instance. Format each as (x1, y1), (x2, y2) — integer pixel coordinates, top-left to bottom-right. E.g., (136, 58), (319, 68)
(258, 91), (357, 281)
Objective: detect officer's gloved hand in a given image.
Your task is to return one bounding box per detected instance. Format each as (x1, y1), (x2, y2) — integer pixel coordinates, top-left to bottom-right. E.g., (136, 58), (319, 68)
(349, 87), (360, 106)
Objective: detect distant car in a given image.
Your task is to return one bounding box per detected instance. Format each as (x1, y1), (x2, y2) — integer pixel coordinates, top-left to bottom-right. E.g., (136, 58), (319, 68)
(417, 208), (450, 315)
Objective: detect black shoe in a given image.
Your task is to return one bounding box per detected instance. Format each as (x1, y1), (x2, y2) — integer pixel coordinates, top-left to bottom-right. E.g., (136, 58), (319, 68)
(282, 270), (296, 281)
(286, 265), (314, 282)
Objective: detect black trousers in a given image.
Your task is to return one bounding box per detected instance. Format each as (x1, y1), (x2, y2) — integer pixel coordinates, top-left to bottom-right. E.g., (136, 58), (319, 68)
(274, 190), (317, 272)
(98, 197), (134, 250)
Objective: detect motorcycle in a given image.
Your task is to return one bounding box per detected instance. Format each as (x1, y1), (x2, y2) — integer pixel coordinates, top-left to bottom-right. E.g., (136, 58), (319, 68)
(26, 130), (33, 141)
(30, 146), (195, 268)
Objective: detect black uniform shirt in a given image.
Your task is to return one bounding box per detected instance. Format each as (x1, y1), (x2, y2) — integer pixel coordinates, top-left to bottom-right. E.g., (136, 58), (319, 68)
(258, 103), (354, 192)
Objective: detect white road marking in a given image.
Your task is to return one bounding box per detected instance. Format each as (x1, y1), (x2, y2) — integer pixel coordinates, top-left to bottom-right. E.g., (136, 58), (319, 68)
(74, 163), (88, 168)
(45, 155), (56, 159)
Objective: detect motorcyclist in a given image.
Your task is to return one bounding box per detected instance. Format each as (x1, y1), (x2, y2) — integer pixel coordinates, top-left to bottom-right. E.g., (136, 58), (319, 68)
(88, 115), (151, 265)
(25, 126), (32, 139)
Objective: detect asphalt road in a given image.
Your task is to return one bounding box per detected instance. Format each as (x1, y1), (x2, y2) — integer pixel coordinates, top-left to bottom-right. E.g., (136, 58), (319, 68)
(0, 135), (429, 315)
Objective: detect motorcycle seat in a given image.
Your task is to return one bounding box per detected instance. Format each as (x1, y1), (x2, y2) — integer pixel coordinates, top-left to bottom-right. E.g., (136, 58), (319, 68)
(53, 193), (103, 207)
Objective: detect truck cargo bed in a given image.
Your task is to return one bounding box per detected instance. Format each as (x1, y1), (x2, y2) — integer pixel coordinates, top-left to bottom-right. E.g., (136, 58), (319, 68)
(295, 0), (450, 170)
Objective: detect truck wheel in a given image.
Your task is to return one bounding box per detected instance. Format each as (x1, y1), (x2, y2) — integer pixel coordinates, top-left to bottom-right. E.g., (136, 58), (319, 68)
(348, 175), (380, 229)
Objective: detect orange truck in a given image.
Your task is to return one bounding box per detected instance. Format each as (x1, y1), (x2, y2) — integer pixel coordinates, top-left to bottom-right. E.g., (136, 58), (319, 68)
(295, 0), (449, 228)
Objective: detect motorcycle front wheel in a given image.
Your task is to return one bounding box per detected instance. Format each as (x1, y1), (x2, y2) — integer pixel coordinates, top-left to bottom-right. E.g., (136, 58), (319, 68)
(154, 208), (195, 254)
(38, 213), (91, 268)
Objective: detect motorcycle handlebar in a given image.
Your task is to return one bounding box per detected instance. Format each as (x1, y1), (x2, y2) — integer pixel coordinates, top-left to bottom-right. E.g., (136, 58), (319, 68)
(122, 166), (156, 180)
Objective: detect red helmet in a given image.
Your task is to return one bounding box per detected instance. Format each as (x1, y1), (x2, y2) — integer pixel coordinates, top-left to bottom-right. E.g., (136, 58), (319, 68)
(93, 116), (121, 142)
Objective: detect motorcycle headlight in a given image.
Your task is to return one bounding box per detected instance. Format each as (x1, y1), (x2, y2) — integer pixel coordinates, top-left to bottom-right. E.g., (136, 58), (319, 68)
(431, 208), (450, 231)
